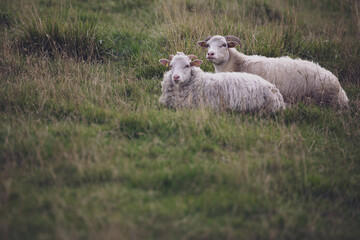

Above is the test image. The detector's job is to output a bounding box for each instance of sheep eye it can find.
[206,44,209,48]
[221,44,227,48]
[185,65,190,68]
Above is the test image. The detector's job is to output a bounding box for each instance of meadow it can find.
[0,0,359,239]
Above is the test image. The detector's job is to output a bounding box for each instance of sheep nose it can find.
[208,51,215,56]
[173,75,180,80]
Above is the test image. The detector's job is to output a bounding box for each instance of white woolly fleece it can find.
[213,47,349,108]
[159,66,286,113]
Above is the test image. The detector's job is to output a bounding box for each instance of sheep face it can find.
[159,52,202,85]
[197,35,238,65]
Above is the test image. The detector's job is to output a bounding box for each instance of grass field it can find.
[1,0,360,239]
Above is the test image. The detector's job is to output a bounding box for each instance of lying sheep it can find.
[159,52,285,113]
[197,35,349,108]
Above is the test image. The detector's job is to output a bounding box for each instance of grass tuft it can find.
[0,11,12,28]
[14,1,112,61]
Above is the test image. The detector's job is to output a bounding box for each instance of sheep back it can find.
[228,49,349,108]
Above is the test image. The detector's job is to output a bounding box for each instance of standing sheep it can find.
[159,52,285,113]
[197,35,349,108]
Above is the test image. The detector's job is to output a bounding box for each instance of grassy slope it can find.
[1,0,360,239]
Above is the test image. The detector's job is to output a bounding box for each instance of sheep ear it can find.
[190,59,203,67]
[159,59,170,67]
[197,41,208,48]
[169,55,174,60]
[188,54,197,60]
[227,41,238,48]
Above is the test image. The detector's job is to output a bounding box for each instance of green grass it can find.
[13,3,113,61]
[1,0,360,239]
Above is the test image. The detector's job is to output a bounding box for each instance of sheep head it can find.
[197,35,242,65]
[159,52,203,84]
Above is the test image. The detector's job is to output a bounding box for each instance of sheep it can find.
[197,35,349,108]
[158,52,286,113]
